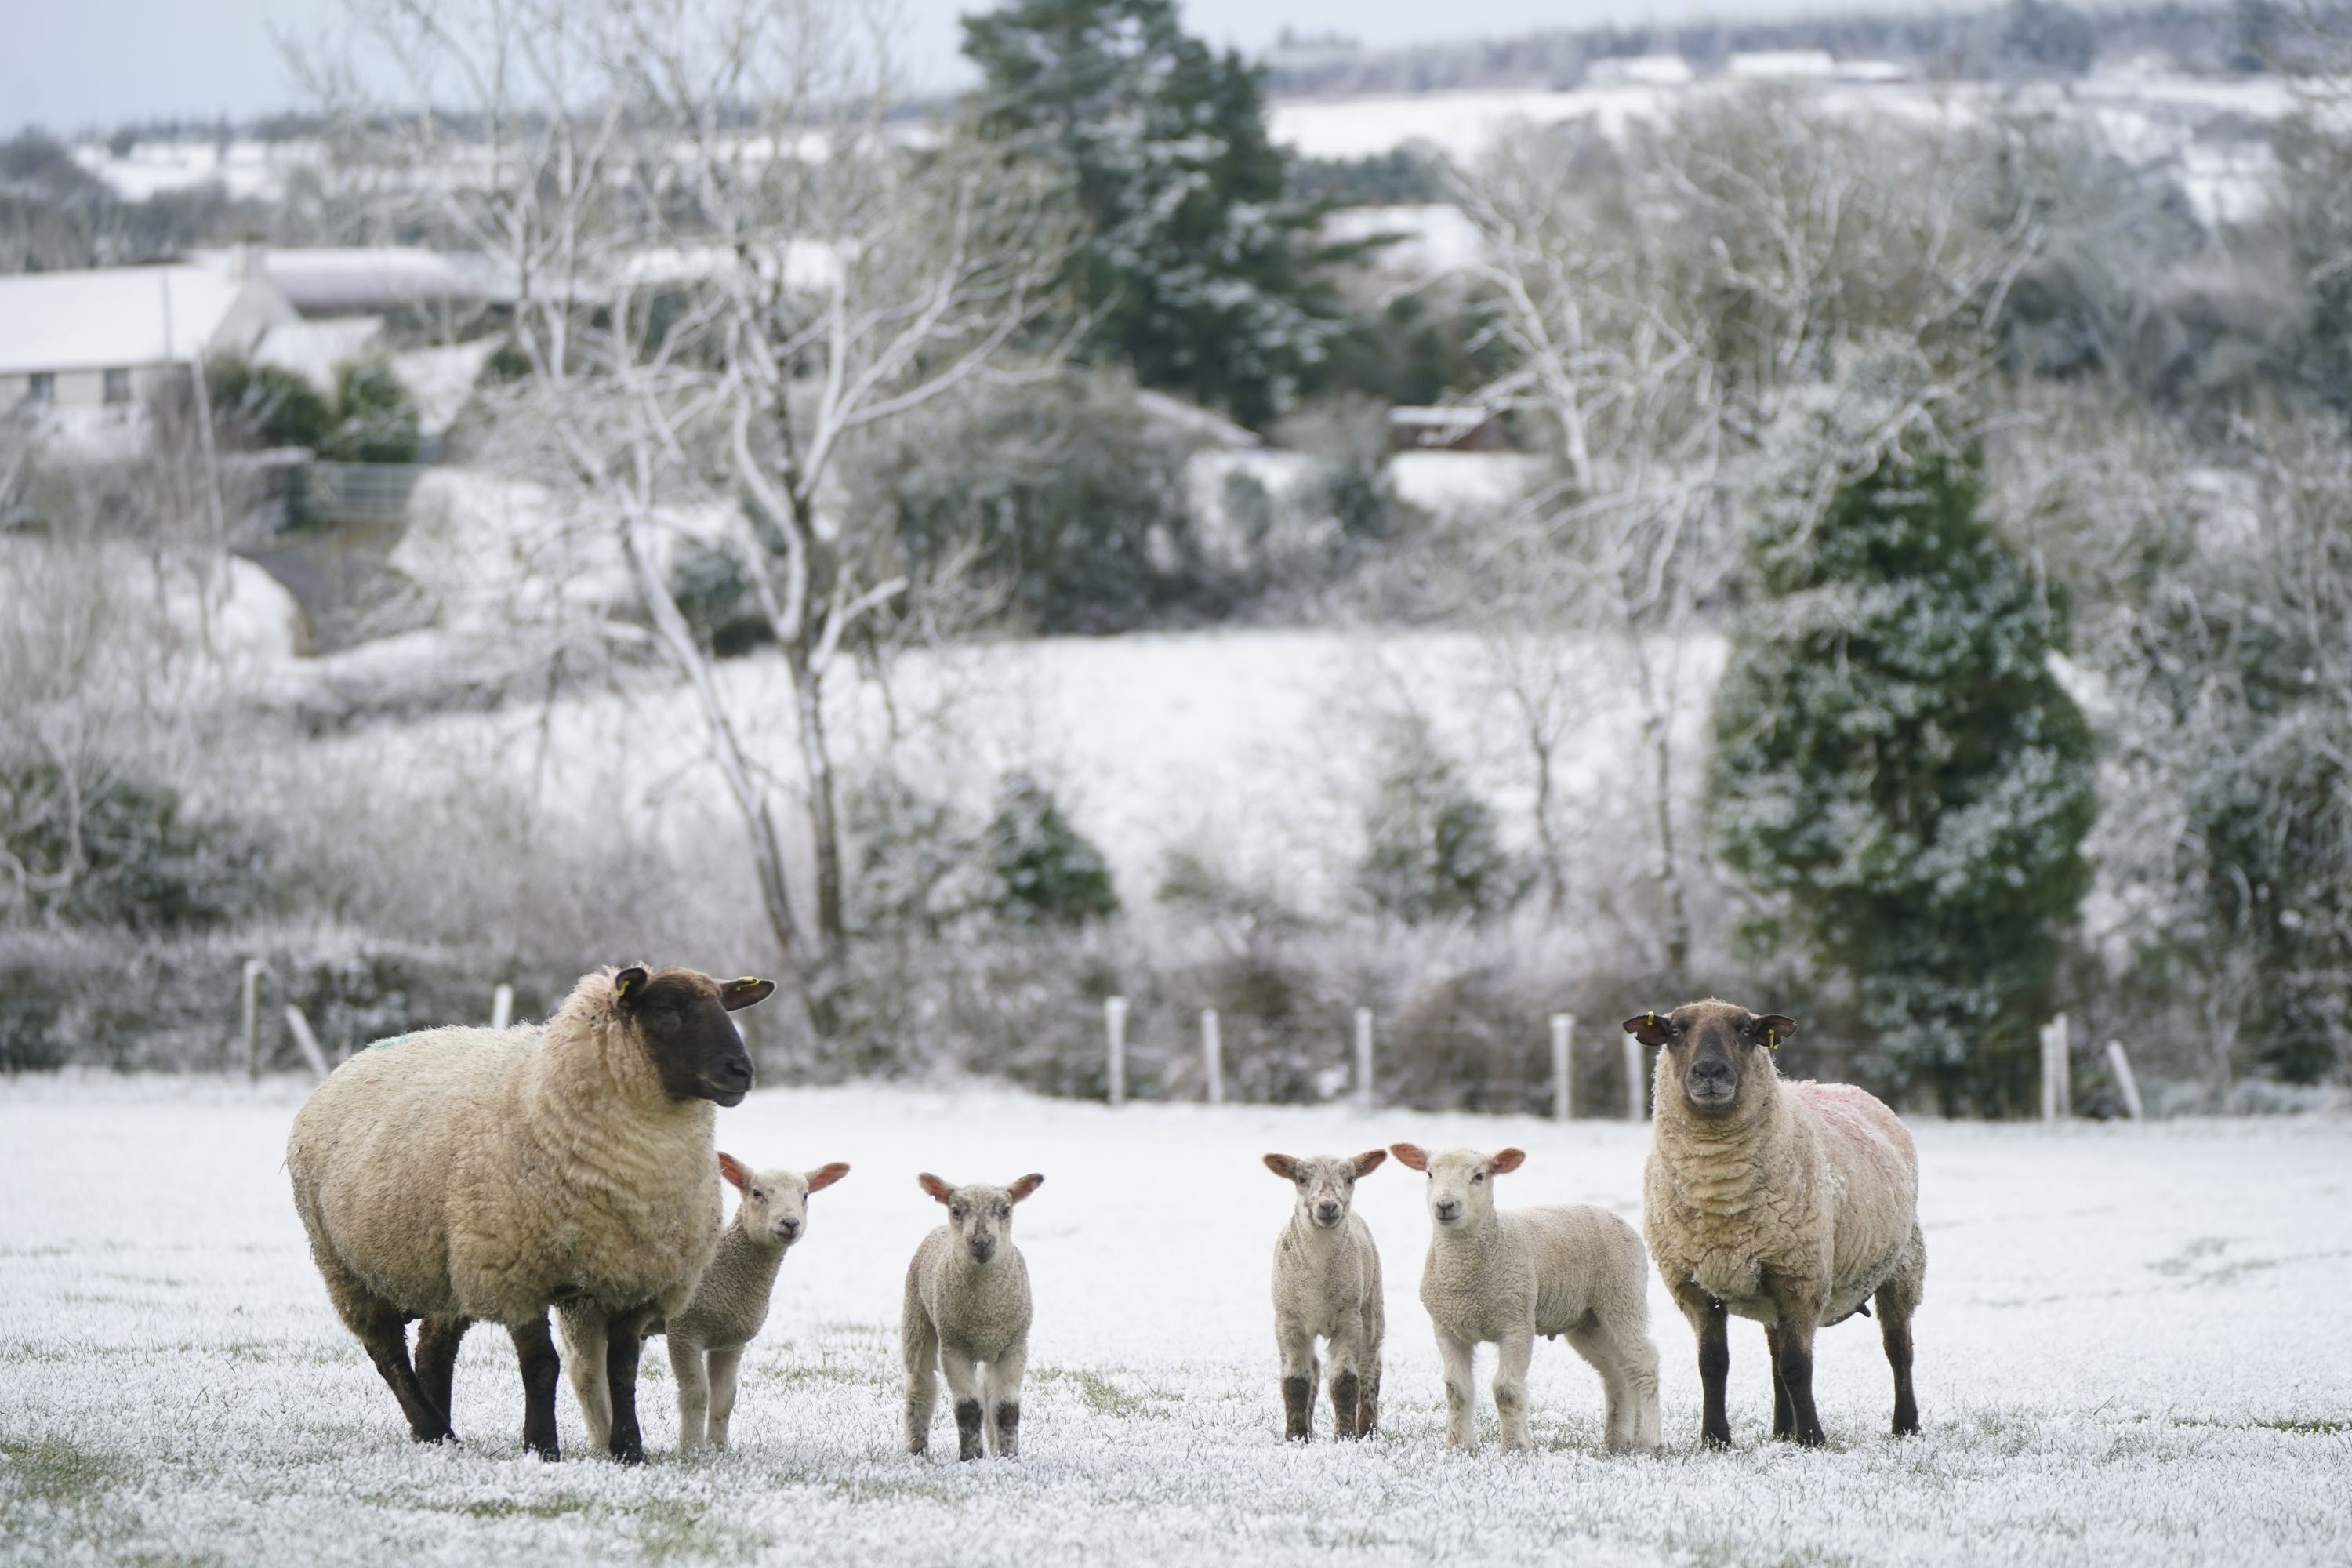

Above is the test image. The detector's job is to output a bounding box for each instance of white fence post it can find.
[491,983,514,1032]
[1623,1033,1646,1123]
[1551,1014,1574,1123]
[2104,1039,2144,1121]
[2042,1014,2072,1122]
[1201,1009,1224,1105]
[1105,996,1129,1108]
[281,1005,332,1080]
[241,959,270,1080]
[1354,1007,1375,1114]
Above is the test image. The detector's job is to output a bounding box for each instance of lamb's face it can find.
[920,1171,1045,1265]
[1262,1150,1387,1229]
[613,967,771,1106]
[1390,1144,1523,1229]
[722,1155,851,1248]
[1624,1000,1796,1120]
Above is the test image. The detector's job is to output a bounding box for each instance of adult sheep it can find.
[286,964,773,1462]
[1627,1000,1923,1448]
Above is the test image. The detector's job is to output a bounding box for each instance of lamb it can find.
[1389,1143,1662,1454]
[1261,1150,1387,1441]
[902,1171,1044,1461]
[285,964,773,1462]
[1627,1000,1925,1448]
[562,1153,850,1453]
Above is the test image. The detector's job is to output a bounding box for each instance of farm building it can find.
[0,263,296,412]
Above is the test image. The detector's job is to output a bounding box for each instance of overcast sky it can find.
[7,0,1912,135]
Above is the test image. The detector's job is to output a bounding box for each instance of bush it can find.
[324,361,421,463]
[1357,717,1526,924]
[208,358,333,451]
[978,773,1121,928]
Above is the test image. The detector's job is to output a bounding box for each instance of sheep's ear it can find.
[717,1152,752,1192]
[1007,1173,1045,1203]
[917,1172,955,1204]
[1489,1147,1526,1174]
[1263,1153,1299,1179]
[612,966,650,1007]
[1388,1142,1428,1171]
[721,976,775,1012]
[805,1161,850,1193]
[1623,1011,1671,1047]
[1350,1149,1388,1178]
[1756,1014,1797,1049]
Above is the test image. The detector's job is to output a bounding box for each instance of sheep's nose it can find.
[777,1218,801,1240]
[1692,1058,1733,1083]
[1433,1200,1462,1222]
[1315,1202,1341,1225]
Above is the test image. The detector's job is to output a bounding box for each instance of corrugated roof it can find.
[0,266,251,376]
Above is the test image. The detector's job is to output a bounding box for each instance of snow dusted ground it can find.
[2,1076,2346,1567]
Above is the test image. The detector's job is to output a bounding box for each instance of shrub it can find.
[977,773,1121,927]
[207,358,332,451]
[323,361,421,463]
[1357,717,1526,924]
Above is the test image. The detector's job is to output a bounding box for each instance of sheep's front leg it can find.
[670,1334,712,1451]
[706,1347,744,1450]
[1492,1330,1535,1452]
[510,1314,563,1461]
[1436,1328,1479,1450]
[604,1310,649,1464]
[1325,1320,1367,1442]
[941,1347,985,1461]
[1762,1279,1826,1448]
[984,1344,1026,1458]
[1275,1316,1319,1442]
[1674,1284,1731,1449]
[1762,1325,1795,1439]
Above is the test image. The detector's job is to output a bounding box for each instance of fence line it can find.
[492,983,514,1033]
[2040,1014,2073,1122]
[2104,1039,2145,1121]
[1353,1009,1375,1114]
[1105,996,1129,1107]
[1201,1009,1225,1105]
[1551,1014,1574,1123]
[1623,1033,1646,1122]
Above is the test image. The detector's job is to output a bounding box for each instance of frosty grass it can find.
[2,1076,2346,1566]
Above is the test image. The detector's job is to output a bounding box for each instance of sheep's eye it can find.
[751,1189,764,1201]
[951,1205,968,1219]
[996,1204,1011,1219]
[1472,1171,1484,1183]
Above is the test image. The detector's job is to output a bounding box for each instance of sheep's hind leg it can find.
[561,1310,613,1451]
[902,1308,939,1455]
[604,1308,651,1464]
[942,1348,985,1461]
[705,1346,744,1450]
[358,1315,452,1444]
[671,1335,713,1451]
[1568,1314,1661,1455]
[510,1314,563,1461]
[1762,1325,1795,1439]
[412,1316,470,1442]
[983,1344,1025,1458]
[1878,1226,1926,1436]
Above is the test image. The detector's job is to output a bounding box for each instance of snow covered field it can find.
[2,1076,2347,1567]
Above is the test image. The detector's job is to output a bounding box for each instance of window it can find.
[26,372,53,405]
[103,368,131,405]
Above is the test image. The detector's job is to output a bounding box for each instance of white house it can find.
[0,264,296,412]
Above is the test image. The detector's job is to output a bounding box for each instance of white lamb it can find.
[1389,1143,1662,1454]
[562,1152,850,1452]
[1262,1149,1387,1441]
[902,1171,1044,1461]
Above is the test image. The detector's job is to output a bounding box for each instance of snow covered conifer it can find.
[1709,357,2096,1112]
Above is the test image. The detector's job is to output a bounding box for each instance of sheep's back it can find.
[1513,1205,1648,1338]
[1788,1080,1919,1310]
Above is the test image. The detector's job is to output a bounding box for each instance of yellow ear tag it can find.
[1646,1011,1657,1026]
[1766,1029,1778,1049]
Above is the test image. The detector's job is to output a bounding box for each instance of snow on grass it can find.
[2,1076,2347,1566]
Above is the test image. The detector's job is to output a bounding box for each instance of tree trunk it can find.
[786,633,848,955]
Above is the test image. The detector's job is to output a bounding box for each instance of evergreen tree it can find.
[1357,717,1526,924]
[961,0,1338,427]
[980,772,1122,927]
[1711,368,2096,1112]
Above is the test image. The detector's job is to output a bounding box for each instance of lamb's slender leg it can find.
[1437,1328,1479,1450]
[412,1316,470,1441]
[902,1303,939,1455]
[1570,1315,1662,1454]
[1763,1281,1826,1448]
[1358,1290,1384,1438]
[564,1311,613,1452]
[983,1343,1025,1458]
[1492,1330,1536,1452]
[1878,1226,1926,1437]
[670,1335,712,1451]
[510,1314,562,1461]
[1763,1325,1795,1439]
[1276,1316,1319,1441]
[1675,1284,1731,1449]
[604,1309,648,1464]
[941,1347,985,1461]
[1326,1323,1365,1442]
[706,1347,744,1450]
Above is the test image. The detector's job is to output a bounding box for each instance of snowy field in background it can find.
[2,1076,2347,1567]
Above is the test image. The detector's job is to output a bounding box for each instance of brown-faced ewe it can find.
[285,964,772,1461]
[1390,1143,1662,1454]
[1628,1000,1925,1449]
[902,1171,1044,1461]
[1262,1150,1387,1441]
[561,1153,849,1452]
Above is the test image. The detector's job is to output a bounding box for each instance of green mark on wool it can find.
[365,1033,419,1052]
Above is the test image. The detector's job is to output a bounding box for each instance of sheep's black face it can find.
[1624,1002,1796,1120]
[617,967,764,1106]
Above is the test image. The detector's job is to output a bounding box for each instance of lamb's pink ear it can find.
[1489,1147,1526,1174]
[805,1162,851,1193]
[612,966,650,1007]
[717,1152,752,1192]
[917,1172,955,1204]
[1007,1173,1045,1203]
[1389,1142,1428,1172]
[1351,1149,1388,1178]
[721,976,775,1012]
[1263,1153,1299,1179]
